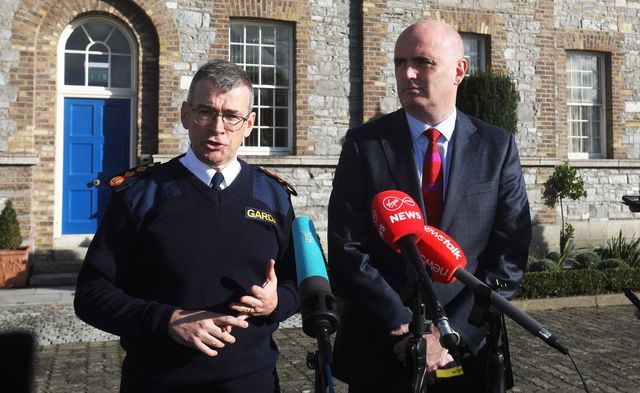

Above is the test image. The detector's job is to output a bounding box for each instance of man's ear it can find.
[455,58,468,85]
[243,112,256,138]
[180,102,191,129]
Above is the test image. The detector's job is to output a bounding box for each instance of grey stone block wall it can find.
[0,0,20,154]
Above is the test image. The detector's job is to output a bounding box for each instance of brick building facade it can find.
[1,0,639,263]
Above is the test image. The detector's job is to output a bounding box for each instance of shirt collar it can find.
[406,110,457,144]
[179,147,241,188]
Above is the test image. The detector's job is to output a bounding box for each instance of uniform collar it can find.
[179,147,241,188]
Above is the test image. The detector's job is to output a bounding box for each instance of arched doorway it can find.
[55,16,137,236]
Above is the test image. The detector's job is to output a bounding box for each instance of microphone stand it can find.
[468,281,514,393]
[302,291,339,393]
[403,289,430,393]
[306,324,337,393]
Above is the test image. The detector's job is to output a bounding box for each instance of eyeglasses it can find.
[187,103,250,131]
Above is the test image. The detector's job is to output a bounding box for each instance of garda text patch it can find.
[245,208,277,225]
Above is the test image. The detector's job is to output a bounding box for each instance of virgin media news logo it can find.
[382,195,416,212]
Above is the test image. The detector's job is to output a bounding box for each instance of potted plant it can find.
[0,199,30,288]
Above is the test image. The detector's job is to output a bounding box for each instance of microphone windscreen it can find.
[292,216,329,285]
[418,225,467,283]
[371,190,425,252]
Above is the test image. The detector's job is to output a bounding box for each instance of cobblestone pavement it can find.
[2,298,638,392]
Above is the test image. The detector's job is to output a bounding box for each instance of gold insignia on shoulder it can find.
[108,162,160,190]
[109,176,125,187]
[251,164,297,196]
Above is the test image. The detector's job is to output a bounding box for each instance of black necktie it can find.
[211,172,224,190]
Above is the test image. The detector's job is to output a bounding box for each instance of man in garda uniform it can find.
[75,60,299,393]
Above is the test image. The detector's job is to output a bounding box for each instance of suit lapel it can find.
[379,110,423,207]
[440,111,482,231]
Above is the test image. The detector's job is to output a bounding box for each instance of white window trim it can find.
[566,51,606,160]
[54,16,138,237]
[230,21,294,155]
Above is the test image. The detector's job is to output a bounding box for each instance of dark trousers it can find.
[120,359,280,393]
[347,346,490,393]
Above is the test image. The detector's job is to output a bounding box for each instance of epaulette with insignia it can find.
[108,162,160,192]
[251,164,297,196]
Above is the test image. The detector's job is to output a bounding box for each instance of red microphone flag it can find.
[371,190,426,252]
[417,225,467,283]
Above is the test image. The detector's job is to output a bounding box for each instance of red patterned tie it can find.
[422,128,443,228]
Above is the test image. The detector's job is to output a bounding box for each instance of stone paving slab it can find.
[2,304,637,392]
[1,287,639,392]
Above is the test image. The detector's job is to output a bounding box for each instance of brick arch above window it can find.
[9,0,182,157]
[8,0,181,249]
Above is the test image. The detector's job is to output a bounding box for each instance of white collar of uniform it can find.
[179,147,241,189]
[406,109,457,145]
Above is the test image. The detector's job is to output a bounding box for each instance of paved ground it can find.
[1,287,639,392]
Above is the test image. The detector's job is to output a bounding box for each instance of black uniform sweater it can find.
[74,157,298,391]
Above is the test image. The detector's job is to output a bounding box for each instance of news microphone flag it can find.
[292,216,339,337]
[293,216,329,283]
[419,225,467,284]
[417,227,569,355]
[371,190,426,251]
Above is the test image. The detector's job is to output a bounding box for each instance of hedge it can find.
[515,268,640,299]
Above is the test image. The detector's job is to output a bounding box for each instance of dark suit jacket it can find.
[327,108,532,387]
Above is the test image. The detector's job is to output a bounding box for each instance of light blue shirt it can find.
[406,110,457,196]
[179,147,241,189]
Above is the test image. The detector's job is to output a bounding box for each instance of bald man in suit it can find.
[328,19,532,393]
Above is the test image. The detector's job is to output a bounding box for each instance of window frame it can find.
[59,17,136,96]
[229,20,294,156]
[566,51,607,160]
[460,33,487,76]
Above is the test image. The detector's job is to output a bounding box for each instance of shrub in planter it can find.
[574,251,601,269]
[596,258,628,270]
[545,251,561,262]
[604,268,640,292]
[0,200,21,250]
[0,200,30,288]
[527,258,557,272]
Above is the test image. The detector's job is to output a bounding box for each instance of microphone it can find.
[292,216,339,338]
[371,190,461,351]
[417,225,569,355]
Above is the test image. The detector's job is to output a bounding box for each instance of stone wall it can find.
[0,0,639,256]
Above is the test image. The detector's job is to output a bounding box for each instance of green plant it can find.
[595,258,629,270]
[545,251,561,262]
[595,231,640,267]
[574,251,601,269]
[516,265,640,299]
[456,70,519,133]
[0,199,22,250]
[544,162,586,258]
[564,257,578,269]
[528,258,558,272]
[517,270,607,298]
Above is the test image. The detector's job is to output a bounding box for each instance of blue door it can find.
[63,98,131,234]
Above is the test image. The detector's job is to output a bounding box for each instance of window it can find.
[63,19,134,89]
[230,21,293,154]
[461,34,487,76]
[566,52,605,159]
